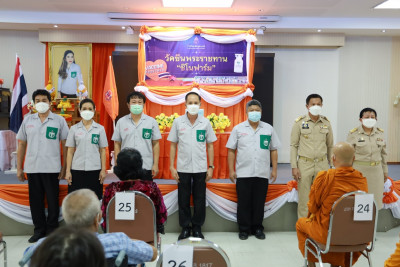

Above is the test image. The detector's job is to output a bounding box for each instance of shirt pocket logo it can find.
[46,127,58,140]
[91,134,100,144]
[71,71,77,78]
[197,130,206,142]
[142,128,152,139]
[260,135,271,149]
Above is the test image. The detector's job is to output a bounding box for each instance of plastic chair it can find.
[0,232,6,267]
[304,190,377,267]
[106,191,161,260]
[156,237,231,267]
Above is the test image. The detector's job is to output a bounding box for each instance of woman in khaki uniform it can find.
[346,107,387,209]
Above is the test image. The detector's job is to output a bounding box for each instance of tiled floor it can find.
[4,227,399,267]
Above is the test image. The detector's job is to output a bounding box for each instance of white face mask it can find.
[80,110,94,121]
[35,102,49,114]
[362,118,377,128]
[187,104,200,115]
[309,105,322,116]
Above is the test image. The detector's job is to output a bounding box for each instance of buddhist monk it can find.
[296,142,368,267]
[385,234,400,267]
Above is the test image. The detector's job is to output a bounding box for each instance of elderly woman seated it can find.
[101,148,167,233]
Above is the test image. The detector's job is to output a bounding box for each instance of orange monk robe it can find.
[296,167,368,267]
[385,241,400,267]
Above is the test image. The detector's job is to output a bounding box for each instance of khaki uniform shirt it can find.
[346,125,388,174]
[290,114,334,168]
[226,120,281,179]
[167,114,217,173]
[112,114,161,170]
[66,121,108,171]
[16,112,69,173]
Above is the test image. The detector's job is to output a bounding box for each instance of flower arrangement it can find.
[207,113,231,133]
[156,113,180,133]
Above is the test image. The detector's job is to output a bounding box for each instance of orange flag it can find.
[103,57,119,121]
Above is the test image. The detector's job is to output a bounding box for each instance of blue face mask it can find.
[248,111,261,122]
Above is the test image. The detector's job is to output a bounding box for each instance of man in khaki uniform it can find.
[346,107,387,209]
[290,94,334,218]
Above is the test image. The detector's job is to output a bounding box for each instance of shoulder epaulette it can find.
[321,115,330,122]
[378,127,384,132]
[349,127,358,133]
[295,115,305,122]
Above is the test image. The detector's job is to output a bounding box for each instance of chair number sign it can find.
[354,194,374,221]
[115,192,135,220]
[163,245,193,267]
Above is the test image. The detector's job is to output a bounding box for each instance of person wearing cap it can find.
[16,89,69,243]
[346,107,387,209]
[168,91,217,240]
[226,99,281,240]
[65,98,108,199]
[290,94,334,218]
[112,91,161,181]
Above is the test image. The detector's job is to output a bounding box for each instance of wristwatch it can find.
[208,165,215,169]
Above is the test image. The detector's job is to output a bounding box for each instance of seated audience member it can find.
[101,148,167,233]
[296,142,368,267]
[30,226,106,267]
[25,189,157,266]
[385,233,400,267]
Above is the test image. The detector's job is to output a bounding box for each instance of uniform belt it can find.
[354,160,381,166]
[299,156,326,163]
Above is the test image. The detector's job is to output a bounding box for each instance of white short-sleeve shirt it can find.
[16,112,69,173]
[66,121,108,171]
[167,114,217,173]
[226,120,281,179]
[58,63,83,95]
[112,114,161,170]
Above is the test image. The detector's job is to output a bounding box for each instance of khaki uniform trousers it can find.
[353,163,384,210]
[297,157,329,218]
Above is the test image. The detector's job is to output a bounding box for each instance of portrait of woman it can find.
[57,50,84,98]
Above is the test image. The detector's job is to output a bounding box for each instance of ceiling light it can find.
[162,0,233,8]
[317,29,322,32]
[121,26,126,30]
[53,25,58,28]
[374,0,400,9]
[256,26,266,35]
[126,26,134,35]
[382,29,386,33]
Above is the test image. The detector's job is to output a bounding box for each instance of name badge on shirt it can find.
[46,127,58,140]
[91,134,100,144]
[260,135,271,150]
[142,128,152,139]
[197,130,206,142]
[71,71,77,78]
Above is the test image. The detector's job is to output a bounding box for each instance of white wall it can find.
[0,30,45,97]
[337,36,392,144]
[257,47,340,162]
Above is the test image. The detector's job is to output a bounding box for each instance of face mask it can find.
[130,104,143,115]
[35,102,49,114]
[187,104,200,115]
[362,118,377,128]
[248,111,261,122]
[309,105,322,116]
[80,110,94,121]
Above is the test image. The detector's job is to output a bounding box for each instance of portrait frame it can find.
[48,43,92,98]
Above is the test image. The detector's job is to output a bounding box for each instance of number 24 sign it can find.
[354,194,374,221]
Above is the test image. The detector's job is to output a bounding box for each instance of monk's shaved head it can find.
[332,142,355,167]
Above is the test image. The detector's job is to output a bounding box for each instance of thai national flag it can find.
[10,55,29,133]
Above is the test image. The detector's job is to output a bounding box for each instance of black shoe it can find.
[178,227,191,240]
[254,229,265,240]
[192,228,204,239]
[28,233,44,243]
[238,232,248,240]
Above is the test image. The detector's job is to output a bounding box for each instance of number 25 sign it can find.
[115,192,135,220]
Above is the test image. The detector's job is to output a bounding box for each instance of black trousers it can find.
[61,92,77,98]
[178,172,206,229]
[236,177,269,233]
[27,173,60,236]
[68,169,103,199]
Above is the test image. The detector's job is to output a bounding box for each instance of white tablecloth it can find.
[0,130,16,171]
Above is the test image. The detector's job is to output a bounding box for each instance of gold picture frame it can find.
[48,43,92,98]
